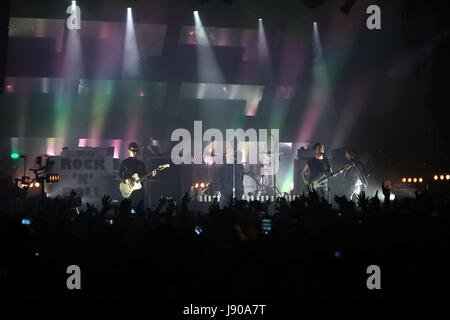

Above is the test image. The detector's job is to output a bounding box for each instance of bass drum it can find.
[243,174,258,196]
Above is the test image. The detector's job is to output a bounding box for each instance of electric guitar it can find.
[119,164,170,198]
[308,163,355,190]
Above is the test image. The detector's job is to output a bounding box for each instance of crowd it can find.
[0,178,449,300]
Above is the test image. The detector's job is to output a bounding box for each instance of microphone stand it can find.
[268,131,281,197]
[232,150,236,200]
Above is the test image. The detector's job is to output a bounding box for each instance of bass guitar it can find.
[308,163,355,190]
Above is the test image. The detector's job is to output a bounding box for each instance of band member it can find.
[301,142,332,200]
[217,147,244,208]
[343,149,368,201]
[144,136,161,155]
[119,142,156,207]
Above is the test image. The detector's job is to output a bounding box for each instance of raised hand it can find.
[381,182,391,203]
[371,190,380,207]
[357,191,369,209]
[101,195,112,210]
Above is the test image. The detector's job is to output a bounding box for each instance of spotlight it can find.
[434,175,438,181]
[446,175,450,180]
[200,182,205,188]
[440,175,445,181]
[407,178,412,183]
[258,18,262,21]
[34,182,40,188]
[194,183,199,188]
[419,178,423,183]
[401,178,406,183]
[193,10,198,14]
[413,178,417,183]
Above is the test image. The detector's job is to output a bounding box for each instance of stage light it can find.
[297,17,329,143]
[413,178,417,183]
[34,182,40,188]
[258,18,262,21]
[434,175,438,181]
[446,175,450,180]
[419,178,423,183]
[194,183,199,188]
[193,7,225,100]
[123,5,140,78]
[440,175,444,181]
[200,182,205,188]
[10,152,20,159]
[407,178,412,183]
[46,174,60,183]
[401,178,406,183]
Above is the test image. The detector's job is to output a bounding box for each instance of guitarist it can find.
[119,142,156,206]
[301,142,332,200]
[343,149,368,201]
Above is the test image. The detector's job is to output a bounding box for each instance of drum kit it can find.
[242,151,284,197]
[193,143,283,197]
[198,146,284,199]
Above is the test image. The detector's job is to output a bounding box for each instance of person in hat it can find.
[119,142,155,206]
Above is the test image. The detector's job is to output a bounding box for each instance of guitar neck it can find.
[330,170,342,178]
[136,165,168,182]
[329,165,354,178]
[138,172,153,182]
[317,166,352,182]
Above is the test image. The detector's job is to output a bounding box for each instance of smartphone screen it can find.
[261,218,271,235]
[194,226,203,235]
[21,218,31,225]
